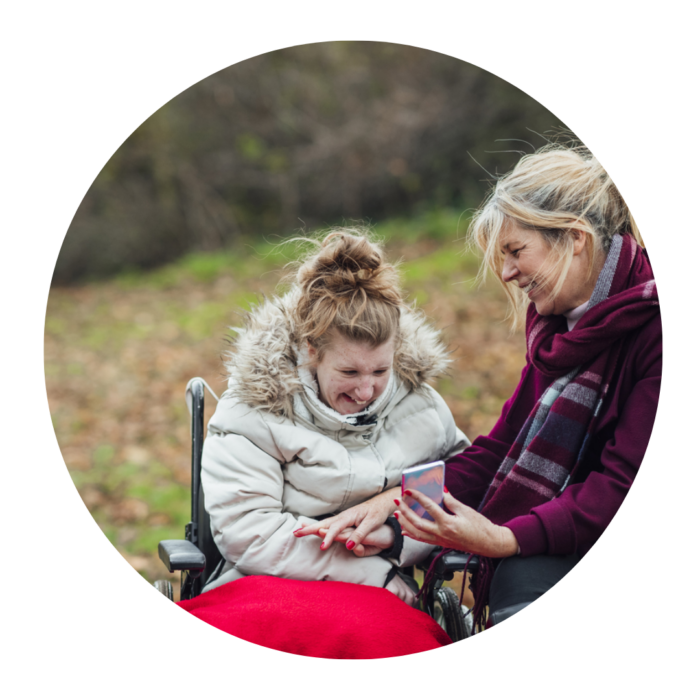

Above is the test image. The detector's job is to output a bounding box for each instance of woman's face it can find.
[499,223,597,316]
[308,333,395,415]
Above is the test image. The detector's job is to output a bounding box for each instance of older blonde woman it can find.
[302,145,661,629]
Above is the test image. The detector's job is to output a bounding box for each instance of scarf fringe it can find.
[469,556,494,634]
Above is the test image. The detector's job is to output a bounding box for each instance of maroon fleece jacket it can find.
[445,313,662,557]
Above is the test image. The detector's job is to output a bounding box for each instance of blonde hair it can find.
[469,144,642,327]
[292,228,403,357]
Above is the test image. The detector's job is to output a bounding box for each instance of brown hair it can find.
[292,228,403,357]
[469,143,642,327]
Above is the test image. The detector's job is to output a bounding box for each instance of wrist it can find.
[379,487,401,514]
[498,526,520,557]
[382,486,401,500]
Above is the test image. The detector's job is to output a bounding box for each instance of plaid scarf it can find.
[434,234,659,631]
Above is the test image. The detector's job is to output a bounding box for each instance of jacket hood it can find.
[223,288,452,419]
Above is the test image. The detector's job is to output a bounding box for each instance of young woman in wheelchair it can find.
[200,229,469,606]
[297,144,661,628]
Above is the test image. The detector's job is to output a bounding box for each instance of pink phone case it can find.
[401,460,445,521]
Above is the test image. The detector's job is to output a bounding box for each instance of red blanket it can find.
[177,576,452,658]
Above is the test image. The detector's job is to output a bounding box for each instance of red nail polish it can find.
[404,489,412,496]
[393,499,400,506]
[346,541,355,550]
[443,486,448,493]
[394,511,400,518]
[320,543,326,550]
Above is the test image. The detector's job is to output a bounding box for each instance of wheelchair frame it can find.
[155,378,479,641]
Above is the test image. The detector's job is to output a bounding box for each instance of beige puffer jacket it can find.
[201,289,470,591]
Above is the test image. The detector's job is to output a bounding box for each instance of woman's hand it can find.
[294,487,401,551]
[318,524,395,557]
[395,488,520,559]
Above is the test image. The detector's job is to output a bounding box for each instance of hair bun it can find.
[292,227,403,352]
[297,229,394,298]
[310,231,380,272]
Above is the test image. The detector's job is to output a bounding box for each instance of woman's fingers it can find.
[350,542,365,556]
[294,520,328,537]
[394,499,425,531]
[405,487,448,523]
[347,511,388,549]
[292,523,320,537]
[321,527,354,543]
[399,517,437,544]
[394,501,437,545]
[442,490,467,515]
[340,490,399,548]
[294,515,341,538]
[320,516,355,550]
[295,488,402,550]
[316,526,383,556]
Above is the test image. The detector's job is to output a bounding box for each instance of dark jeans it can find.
[488,553,581,626]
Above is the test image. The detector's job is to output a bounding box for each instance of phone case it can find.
[401,460,445,521]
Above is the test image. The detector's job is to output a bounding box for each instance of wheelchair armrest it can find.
[158,540,206,573]
[418,547,480,576]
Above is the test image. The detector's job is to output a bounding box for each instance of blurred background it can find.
[45,41,576,597]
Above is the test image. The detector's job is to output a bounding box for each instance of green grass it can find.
[402,247,481,285]
[374,207,473,245]
[105,208,478,294]
[175,292,261,341]
[131,517,189,555]
[71,449,191,556]
[114,239,294,291]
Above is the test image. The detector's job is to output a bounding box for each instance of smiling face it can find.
[308,332,395,415]
[499,223,599,316]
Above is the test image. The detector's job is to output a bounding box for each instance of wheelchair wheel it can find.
[433,587,469,642]
[151,579,173,608]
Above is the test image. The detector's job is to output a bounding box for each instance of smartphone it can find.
[401,460,445,521]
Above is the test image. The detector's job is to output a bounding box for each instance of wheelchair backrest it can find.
[187,378,223,595]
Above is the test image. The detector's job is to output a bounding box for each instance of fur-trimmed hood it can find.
[223,288,452,419]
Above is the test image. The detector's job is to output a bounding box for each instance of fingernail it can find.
[393,499,400,506]
[404,489,412,496]
[320,543,326,550]
[443,486,449,493]
[394,511,400,518]
[346,541,355,550]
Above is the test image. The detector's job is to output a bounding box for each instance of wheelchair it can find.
[154,378,479,643]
